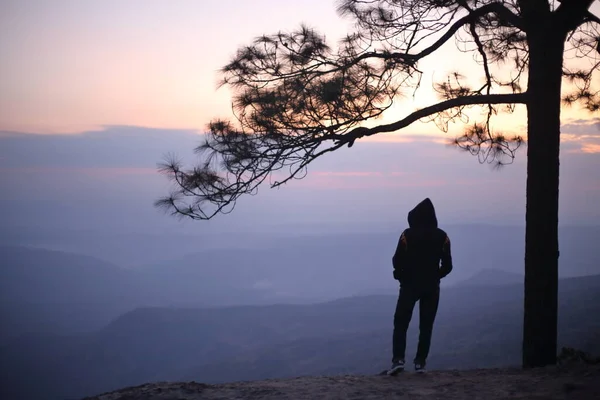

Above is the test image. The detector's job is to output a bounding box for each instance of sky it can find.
[1,0,600,235]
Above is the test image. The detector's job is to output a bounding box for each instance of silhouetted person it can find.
[388,198,453,375]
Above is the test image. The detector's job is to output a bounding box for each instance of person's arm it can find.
[392,231,408,281]
[439,233,453,279]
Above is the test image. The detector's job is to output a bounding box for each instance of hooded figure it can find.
[408,197,438,229]
[387,198,453,375]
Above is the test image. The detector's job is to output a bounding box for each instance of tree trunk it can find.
[522,24,566,368]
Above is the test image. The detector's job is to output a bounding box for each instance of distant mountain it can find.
[0,245,327,341]
[0,246,136,303]
[4,224,599,276]
[3,222,600,340]
[0,227,270,266]
[0,246,146,340]
[134,225,600,300]
[136,248,322,306]
[455,269,523,287]
[1,274,599,400]
[137,232,399,302]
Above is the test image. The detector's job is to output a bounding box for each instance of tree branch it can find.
[347,2,523,67]
[338,92,528,145]
[244,2,524,83]
[556,0,597,32]
[584,10,600,25]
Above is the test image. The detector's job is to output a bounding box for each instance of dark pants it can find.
[392,284,440,365]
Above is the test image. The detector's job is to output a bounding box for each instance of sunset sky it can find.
[1,0,599,234]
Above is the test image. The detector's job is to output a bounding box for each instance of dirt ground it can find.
[85,364,600,400]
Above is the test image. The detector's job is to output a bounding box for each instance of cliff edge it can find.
[84,364,599,400]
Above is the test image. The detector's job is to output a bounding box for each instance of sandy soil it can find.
[85,364,600,400]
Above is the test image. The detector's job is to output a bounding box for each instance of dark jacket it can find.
[392,198,453,287]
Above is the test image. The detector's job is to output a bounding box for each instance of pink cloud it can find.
[563,136,600,154]
[389,171,409,177]
[581,143,600,154]
[561,118,600,135]
[313,171,383,177]
[291,171,447,190]
[0,167,158,176]
[560,118,600,153]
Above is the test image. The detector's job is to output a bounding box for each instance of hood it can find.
[407,198,438,229]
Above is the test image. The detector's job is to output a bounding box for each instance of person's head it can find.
[407,198,438,229]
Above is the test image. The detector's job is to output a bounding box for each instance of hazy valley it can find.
[1,225,600,399]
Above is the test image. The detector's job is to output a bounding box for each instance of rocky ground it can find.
[84,364,600,400]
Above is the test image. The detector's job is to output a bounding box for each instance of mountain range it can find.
[1,273,599,400]
[1,225,600,399]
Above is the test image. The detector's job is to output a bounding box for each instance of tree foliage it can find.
[156,0,598,220]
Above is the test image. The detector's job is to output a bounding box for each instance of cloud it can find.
[563,135,600,154]
[0,125,465,194]
[313,171,383,177]
[0,125,202,169]
[0,166,158,176]
[1,124,599,231]
[294,174,448,190]
[581,143,600,154]
[561,118,600,135]
[559,118,600,153]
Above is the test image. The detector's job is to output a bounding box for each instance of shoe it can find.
[387,359,405,376]
[414,363,426,373]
